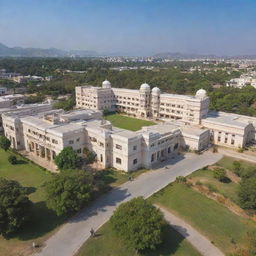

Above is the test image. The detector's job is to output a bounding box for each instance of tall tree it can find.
[0,178,32,236]
[110,197,165,251]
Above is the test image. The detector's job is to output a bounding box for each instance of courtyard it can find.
[104,113,156,131]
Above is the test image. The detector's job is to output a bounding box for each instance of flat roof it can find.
[203,112,249,129]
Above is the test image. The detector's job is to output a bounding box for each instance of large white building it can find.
[76,80,209,125]
[2,80,256,172]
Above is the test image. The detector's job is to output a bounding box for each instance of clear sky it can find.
[0,0,256,56]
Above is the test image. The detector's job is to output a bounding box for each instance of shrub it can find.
[213,168,226,182]
[176,176,187,183]
[8,155,17,165]
[206,183,218,193]
[195,180,203,186]
[0,178,32,236]
[0,136,11,151]
[238,177,256,209]
[110,197,165,251]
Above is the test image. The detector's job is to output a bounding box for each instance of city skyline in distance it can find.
[1,0,256,56]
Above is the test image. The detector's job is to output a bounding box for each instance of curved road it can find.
[35,152,222,256]
[158,206,224,256]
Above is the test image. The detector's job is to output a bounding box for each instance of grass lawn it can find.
[77,222,201,256]
[150,182,256,254]
[0,149,68,256]
[104,113,155,131]
[188,168,240,203]
[0,149,149,256]
[216,155,255,170]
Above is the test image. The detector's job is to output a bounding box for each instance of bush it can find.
[110,197,165,251]
[45,171,94,216]
[176,176,187,183]
[213,168,226,182]
[232,161,243,177]
[0,178,32,236]
[195,180,203,186]
[238,177,256,209]
[8,155,17,165]
[206,183,218,193]
[0,136,11,151]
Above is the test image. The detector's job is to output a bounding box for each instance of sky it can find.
[0,0,256,56]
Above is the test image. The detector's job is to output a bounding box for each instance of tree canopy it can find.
[44,171,94,216]
[110,197,165,251]
[54,146,81,170]
[0,178,32,236]
[0,136,11,151]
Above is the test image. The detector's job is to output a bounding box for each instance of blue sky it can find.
[0,0,256,55]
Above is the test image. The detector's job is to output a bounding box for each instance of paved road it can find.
[35,152,222,256]
[158,206,224,256]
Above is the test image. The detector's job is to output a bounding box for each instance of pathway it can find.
[34,151,222,256]
[157,206,224,256]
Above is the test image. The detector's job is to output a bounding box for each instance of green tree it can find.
[44,171,93,216]
[0,178,32,236]
[213,168,226,182]
[238,177,256,209]
[54,147,82,170]
[0,136,11,151]
[110,197,165,251]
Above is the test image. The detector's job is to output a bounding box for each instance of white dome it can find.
[152,87,160,94]
[196,88,207,98]
[140,83,150,91]
[102,80,111,88]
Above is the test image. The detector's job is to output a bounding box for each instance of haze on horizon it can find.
[0,0,256,56]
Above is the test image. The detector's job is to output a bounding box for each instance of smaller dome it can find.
[102,80,111,88]
[196,88,207,99]
[152,87,160,94]
[140,83,150,92]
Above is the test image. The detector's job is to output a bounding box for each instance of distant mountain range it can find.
[0,43,99,57]
[1,43,256,59]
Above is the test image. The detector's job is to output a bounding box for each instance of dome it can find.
[196,88,207,99]
[102,80,111,88]
[140,83,150,92]
[152,87,160,94]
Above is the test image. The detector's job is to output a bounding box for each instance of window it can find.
[77,148,81,154]
[116,157,122,164]
[76,138,80,142]
[69,140,74,145]
[100,142,104,147]
[174,143,179,150]
[100,154,103,162]
[168,147,171,153]
[116,144,122,150]
[225,138,228,143]
[218,136,221,142]
[151,154,155,162]
[133,145,137,151]
[133,158,137,165]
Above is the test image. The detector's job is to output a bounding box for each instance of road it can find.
[35,151,222,256]
[158,206,224,256]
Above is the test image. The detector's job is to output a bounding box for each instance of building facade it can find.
[76,80,209,124]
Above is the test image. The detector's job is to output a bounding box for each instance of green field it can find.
[216,155,255,170]
[0,149,66,256]
[77,222,200,256]
[0,149,148,256]
[150,182,256,254]
[104,113,156,131]
[188,168,240,203]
